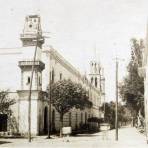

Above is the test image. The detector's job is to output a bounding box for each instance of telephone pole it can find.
[115,58,118,141]
[114,56,124,141]
[28,24,39,142]
[47,71,52,138]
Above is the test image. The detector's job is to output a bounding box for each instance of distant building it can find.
[0,15,105,135]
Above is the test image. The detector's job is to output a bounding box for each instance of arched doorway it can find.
[0,114,7,132]
[44,107,48,134]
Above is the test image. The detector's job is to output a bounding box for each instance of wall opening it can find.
[69,112,71,126]
[60,73,62,80]
[81,112,83,124]
[0,114,8,132]
[27,77,30,84]
[43,107,48,134]
[75,113,78,130]
[85,112,87,124]
[91,77,93,84]
[51,68,54,83]
[95,77,97,87]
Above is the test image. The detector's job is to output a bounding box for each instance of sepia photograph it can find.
[0,0,148,147]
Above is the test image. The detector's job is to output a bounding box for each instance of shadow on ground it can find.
[0,141,12,145]
[72,134,100,137]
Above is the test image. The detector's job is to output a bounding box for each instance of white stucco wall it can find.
[41,47,101,131]
[0,48,21,91]
[0,46,102,134]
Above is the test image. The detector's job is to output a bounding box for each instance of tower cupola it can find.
[20,15,44,48]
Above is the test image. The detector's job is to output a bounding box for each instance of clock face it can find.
[29,23,33,28]
[23,16,40,34]
[27,21,38,32]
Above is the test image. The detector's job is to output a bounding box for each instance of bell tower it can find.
[17,15,45,135]
[89,61,101,90]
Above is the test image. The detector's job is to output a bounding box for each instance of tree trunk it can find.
[60,113,63,138]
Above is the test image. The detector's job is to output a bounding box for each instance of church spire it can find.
[89,44,102,89]
[93,43,97,62]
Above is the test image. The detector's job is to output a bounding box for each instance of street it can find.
[0,127,147,148]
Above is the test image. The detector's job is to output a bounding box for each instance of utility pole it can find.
[28,24,39,142]
[47,71,52,138]
[144,20,148,144]
[115,58,118,141]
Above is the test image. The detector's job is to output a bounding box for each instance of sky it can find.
[0,0,148,101]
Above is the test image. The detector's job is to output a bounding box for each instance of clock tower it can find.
[18,15,46,135]
[20,15,44,47]
[20,15,44,61]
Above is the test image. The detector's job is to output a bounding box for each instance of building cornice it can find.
[42,47,100,93]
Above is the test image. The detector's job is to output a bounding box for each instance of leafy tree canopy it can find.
[0,90,15,114]
[50,79,93,137]
[101,101,132,128]
[101,101,115,128]
[119,38,144,116]
[50,79,92,115]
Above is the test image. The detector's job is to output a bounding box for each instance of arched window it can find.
[69,112,71,126]
[94,63,97,72]
[75,113,78,130]
[60,73,62,80]
[51,68,54,83]
[85,112,87,124]
[76,113,78,124]
[91,77,93,84]
[81,113,83,123]
[95,77,97,87]
[39,76,41,86]
[27,76,30,84]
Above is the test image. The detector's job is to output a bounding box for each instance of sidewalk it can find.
[106,127,148,148]
[0,127,147,148]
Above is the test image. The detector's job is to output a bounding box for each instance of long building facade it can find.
[0,15,105,135]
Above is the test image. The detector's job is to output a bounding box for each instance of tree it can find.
[0,90,15,114]
[118,104,132,126]
[101,101,132,128]
[50,79,92,137]
[119,38,144,120]
[101,101,115,129]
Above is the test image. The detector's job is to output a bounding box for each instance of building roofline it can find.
[43,46,100,93]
